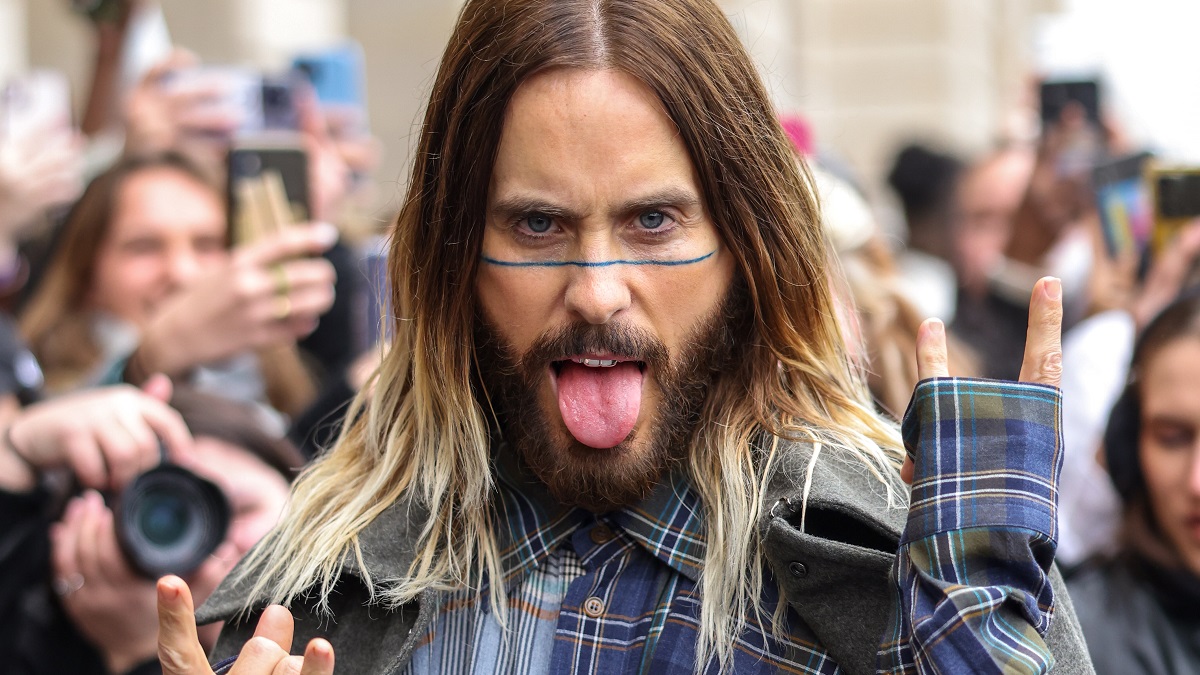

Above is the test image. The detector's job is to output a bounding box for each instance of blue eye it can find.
[525,214,553,233]
[639,211,666,229]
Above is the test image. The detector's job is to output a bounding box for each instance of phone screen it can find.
[1150,166,1200,256]
[1092,152,1152,257]
[227,144,310,240]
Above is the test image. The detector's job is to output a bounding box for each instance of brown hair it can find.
[240,1,904,667]
[171,386,305,481]
[20,153,315,414]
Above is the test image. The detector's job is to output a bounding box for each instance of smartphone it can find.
[1040,79,1101,126]
[292,42,368,137]
[1092,152,1153,258]
[1040,78,1104,176]
[167,67,301,138]
[227,142,310,241]
[1,70,72,142]
[360,234,392,346]
[1149,165,1200,256]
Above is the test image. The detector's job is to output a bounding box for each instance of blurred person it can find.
[18,153,337,418]
[1067,289,1200,674]
[885,143,963,320]
[949,145,1038,380]
[0,378,304,675]
[1057,220,1200,567]
[953,146,1037,301]
[814,163,979,417]
[153,2,1087,674]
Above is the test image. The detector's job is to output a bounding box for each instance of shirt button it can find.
[590,525,615,545]
[583,596,605,617]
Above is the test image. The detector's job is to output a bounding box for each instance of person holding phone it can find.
[18,152,336,419]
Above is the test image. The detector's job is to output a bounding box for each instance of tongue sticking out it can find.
[556,361,643,449]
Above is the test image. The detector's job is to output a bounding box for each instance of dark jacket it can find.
[199,439,1095,675]
[0,486,161,675]
[1068,556,1200,674]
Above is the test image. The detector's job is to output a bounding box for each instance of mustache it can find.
[519,322,670,376]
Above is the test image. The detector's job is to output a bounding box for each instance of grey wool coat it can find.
[197,441,1096,675]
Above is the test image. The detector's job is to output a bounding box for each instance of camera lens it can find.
[116,465,230,578]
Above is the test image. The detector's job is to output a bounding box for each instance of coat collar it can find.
[198,437,906,627]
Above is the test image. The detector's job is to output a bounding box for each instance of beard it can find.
[474,282,748,513]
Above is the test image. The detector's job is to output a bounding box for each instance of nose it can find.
[563,265,631,325]
[164,247,202,289]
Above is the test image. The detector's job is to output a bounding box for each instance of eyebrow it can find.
[488,187,704,223]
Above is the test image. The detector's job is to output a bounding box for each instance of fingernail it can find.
[312,222,339,247]
[1044,277,1062,301]
[927,318,944,337]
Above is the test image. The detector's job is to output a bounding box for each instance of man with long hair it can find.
[154,1,1092,673]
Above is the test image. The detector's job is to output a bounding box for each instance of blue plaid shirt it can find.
[396,378,1064,675]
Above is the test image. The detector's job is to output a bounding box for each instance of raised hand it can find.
[157,576,335,675]
[132,223,338,381]
[902,277,1063,483]
[0,375,191,493]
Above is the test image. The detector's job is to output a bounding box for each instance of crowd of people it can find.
[0,0,1197,673]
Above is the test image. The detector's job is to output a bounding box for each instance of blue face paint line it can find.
[481,250,716,268]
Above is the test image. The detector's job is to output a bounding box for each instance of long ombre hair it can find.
[240,0,905,668]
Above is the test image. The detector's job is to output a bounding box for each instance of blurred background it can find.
[3,0,1196,230]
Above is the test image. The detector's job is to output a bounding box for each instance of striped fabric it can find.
[880,378,1063,674]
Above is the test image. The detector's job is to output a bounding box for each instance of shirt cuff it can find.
[900,377,1063,544]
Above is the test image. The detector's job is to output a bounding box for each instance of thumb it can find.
[157,576,215,675]
[141,373,174,403]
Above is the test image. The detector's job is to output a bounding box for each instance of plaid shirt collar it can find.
[492,446,707,594]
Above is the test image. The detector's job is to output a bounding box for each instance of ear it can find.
[1103,384,1143,500]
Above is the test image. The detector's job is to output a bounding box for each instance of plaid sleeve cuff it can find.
[900,377,1063,544]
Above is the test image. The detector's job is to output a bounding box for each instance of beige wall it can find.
[14,0,1059,229]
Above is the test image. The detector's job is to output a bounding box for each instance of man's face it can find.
[475,68,738,512]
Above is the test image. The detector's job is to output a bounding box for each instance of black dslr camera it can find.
[113,445,230,578]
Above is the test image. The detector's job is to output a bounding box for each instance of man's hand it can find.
[157,576,335,675]
[53,490,162,674]
[902,277,1063,483]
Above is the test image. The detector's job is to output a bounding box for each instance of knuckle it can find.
[1038,349,1064,384]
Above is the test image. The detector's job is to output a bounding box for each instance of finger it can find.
[93,420,142,491]
[93,503,137,581]
[1019,277,1064,386]
[238,224,339,268]
[253,605,296,654]
[141,373,174,403]
[299,639,335,675]
[50,497,86,582]
[144,49,200,85]
[229,636,291,675]
[64,432,109,492]
[279,284,337,323]
[156,576,215,675]
[137,402,194,465]
[900,457,914,485]
[74,491,108,581]
[915,318,949,381]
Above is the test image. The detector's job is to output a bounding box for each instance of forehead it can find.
[1141,338,1200,413]
[491,68,702,207]
[111,167,223,233]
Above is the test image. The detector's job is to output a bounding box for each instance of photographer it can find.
[0,377,303,675]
